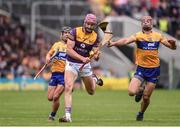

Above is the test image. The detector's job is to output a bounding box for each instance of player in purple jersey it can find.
[59,13,103,122]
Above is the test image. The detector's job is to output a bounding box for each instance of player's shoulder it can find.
[71,26,81,36]
[133,31,143,38]
[136,31,162,37]
[152,31,161,35]
[152,31,162,37]
[75,26,82,33]
[52,41,66,51]
[136,31,143,35]
[69,27,77,37]
[76,26,82,30]
[54,41,61,45]
[53,41,64,47]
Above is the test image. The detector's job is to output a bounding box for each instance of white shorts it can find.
[65,61,93,77]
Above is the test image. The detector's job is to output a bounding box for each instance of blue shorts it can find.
[134,66,160,84]
[49,72,65,86]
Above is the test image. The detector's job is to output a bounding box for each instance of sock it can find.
[139,112,144,115]
[65,107,72,118]
[92,74,98,83]
[50,112,56,117]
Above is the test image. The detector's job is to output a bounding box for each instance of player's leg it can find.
[48,72,59,102]
[59,61,78,122]
[49,85,64,121]
[92,74,103,86]
[129,66,145,102]
[128,77,142,96]
[80,63,102,95]
[52,73,65,114]
[141,82,155,112]
[136,82,155,121]
[81,74,103,94]
[82,63,103,88]
[82,75,96,95]
[59,70,77,122]
[47,85,56,121]
[136,66,159,121]
[65,70,77,119]
[47,86,56,101]
[48,72,64,121]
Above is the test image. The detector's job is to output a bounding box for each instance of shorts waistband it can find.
[52,72,64,76]
[137,65,160,69]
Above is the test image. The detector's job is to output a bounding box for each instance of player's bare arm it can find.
[108,36,136,47]
[67,39,90,63]
[46,49,54,63]
[161,38,177,50]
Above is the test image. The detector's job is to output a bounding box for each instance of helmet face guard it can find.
[83,13,97,33]
[61,26,71,42]
[84,14,97,24]
[141,16,153,31]
[61,26,72,33]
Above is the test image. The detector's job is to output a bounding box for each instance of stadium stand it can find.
[0,0,179,88]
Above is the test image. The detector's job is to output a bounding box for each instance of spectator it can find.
[158,16,169,33]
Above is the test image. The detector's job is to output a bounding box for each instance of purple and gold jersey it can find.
[67,27,99,63]
[131,31,167,68]
[47,41,66,72]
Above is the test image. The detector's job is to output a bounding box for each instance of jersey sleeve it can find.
[68,28,76,41]
[130,33,138,41]
[93,34,100,47]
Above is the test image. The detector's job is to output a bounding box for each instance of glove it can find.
[168,40,176,50]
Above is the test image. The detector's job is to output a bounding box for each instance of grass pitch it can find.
[0,89,180,126]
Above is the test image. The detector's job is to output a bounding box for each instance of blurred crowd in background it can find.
[0,0,180,80]
[89,0,180,38]
[0,15,52,79]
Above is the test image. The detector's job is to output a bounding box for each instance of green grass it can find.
[0,89,180,126]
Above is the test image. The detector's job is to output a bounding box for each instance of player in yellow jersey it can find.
[59,13,103,122]
[46,26,71,121]
[108,16,177,121]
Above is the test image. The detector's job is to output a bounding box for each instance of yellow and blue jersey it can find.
[47,41,66,73]
[131,31,167,68]
[67,27,99,63]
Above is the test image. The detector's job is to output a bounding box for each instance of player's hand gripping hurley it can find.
[79,29,113,71]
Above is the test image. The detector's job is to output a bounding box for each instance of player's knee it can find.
[88,91,95,95]
[48,96,53,101]
[65,83,73,93]
[87,89,95,95]
[128,89,136,96]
